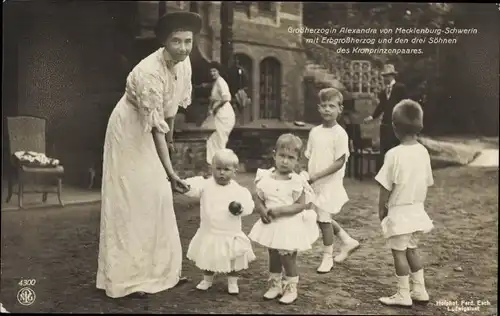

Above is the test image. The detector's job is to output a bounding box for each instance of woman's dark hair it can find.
[155,12,202,43]
[209,61,223,73]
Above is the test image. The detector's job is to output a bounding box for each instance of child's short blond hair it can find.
[318,87,344,104]
[392,99,424,136]
[275,133,303,155]
[212,149,239,168]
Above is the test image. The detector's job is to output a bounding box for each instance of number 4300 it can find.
[19,279,36,287]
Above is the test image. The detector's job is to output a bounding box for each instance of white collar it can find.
[269,167,294,179]
[160,48,179,70]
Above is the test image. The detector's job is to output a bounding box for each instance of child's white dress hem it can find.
[183,177,256,273]
[248,168,319,252]
[187,227,256,273]
[249,209,319,252]
[381,203,434,239]
[312,181,349,215]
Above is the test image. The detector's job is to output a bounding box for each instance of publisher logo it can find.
[17,287,36,306]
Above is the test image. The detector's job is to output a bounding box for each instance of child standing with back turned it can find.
[304,87,360,274]
[375,99,434,307]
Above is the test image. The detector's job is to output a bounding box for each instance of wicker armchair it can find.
[5,116,64,208]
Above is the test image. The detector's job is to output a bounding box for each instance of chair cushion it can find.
[362,149,380,154]
[21,165,65,174]
[13,151,61,167]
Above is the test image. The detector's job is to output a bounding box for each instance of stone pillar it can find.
[137,1,160,38]
[171,127,215,178]
[220,1,234,71]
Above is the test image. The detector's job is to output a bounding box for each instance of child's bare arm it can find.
[182,176,205,199]
[238,189,255,216]
[253,192,266,213]
[310,154,346,183]
[375,150,397,221]
[253,192,272,224]
[269,192,310,218]
[378,185,391,221]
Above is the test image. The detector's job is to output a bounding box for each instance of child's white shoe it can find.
[379,275,413,307]
[263,273,282,300]
[317,255,334,273]
[316,245,333,273]
[410,269,429,303]
[334,231,360,263]
[196,275,214,291]
[379,292,413,307]
[317,244,334,273]
[227,277,239,295]
[410,289,429,303]
[279,276,299,305]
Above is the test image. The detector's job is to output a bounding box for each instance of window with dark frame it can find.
[234,1,252,17]
[234,53,253,96]
[257,2,273,12]
[259,57,281,119]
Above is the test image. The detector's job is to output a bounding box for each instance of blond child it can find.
[375,99,434,307]
[183,149,255,295]
[304,87,360,273]
[249,134,319,305]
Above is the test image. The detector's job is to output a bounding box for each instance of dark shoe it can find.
[128,291,148,299]
[174,276,190,288]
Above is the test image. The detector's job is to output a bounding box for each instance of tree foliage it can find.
[303,3,498,135]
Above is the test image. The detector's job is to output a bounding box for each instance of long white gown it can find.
[96,48,192,298]
[206,76,236,164]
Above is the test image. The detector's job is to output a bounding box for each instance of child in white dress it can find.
[304,88,360,273]
[183,149,256,295]
[249,134,319,305]
[375,99,434,307]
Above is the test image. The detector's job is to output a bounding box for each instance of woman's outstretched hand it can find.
[167,141,176,154]
[363,115,374,123]
[171,177,190,194]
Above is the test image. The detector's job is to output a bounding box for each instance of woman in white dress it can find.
[206,62,236,167]
[96,12,201,299]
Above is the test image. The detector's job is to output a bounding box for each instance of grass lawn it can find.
[1,166,497,314]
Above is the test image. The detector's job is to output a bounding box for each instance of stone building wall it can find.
[136,1,308,122]
[7,1,313,186]
[227,127,311,173]
[202,2,307,122]
[10,1,127,186]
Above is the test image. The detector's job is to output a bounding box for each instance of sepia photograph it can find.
[1,1,498,314]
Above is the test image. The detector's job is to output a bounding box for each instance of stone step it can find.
[305,64,324,73]
[304,61,345,91]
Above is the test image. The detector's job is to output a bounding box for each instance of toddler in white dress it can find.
[183,149,255,295]
[304,88,360,273]
[249,134,319,305]
[375,100,434,307]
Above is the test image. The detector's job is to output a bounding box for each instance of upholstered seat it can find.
[5,116,65,209]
